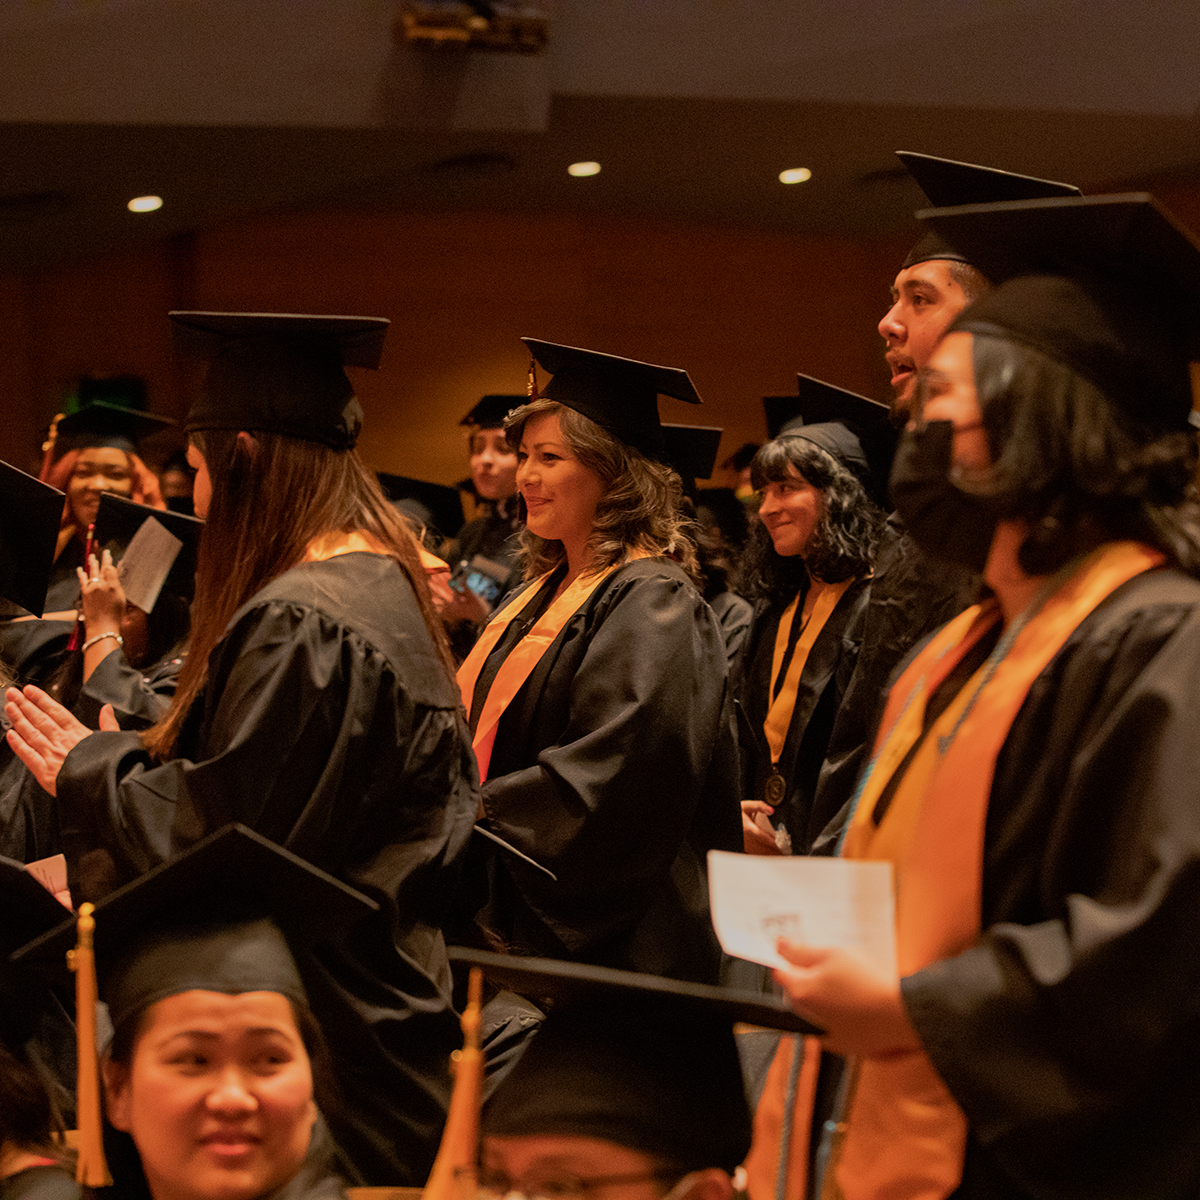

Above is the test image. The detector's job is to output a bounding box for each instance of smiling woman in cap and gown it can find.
[13,825,385,1200]
[5,313,479,1185]
[748,194,1200,1200]
[734,380,888,858]
[454,339,741,984]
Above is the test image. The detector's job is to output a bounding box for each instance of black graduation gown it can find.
[447,496,522,579]
[894,567,1200,1199]
[0,646,184,863]
[734,576,871,854]
[810,514,978,851]
[54,552,480,1186]
[461,557,742,982]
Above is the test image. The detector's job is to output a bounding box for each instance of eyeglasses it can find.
[464,1166,687,1200]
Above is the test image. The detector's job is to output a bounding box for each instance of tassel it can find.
[423,967,485,1197]
[68,902,111,1187]
[527,359,539,402]
[39,413,65,482]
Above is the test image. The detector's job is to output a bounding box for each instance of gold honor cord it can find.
[423,966,484,1197]
[68,903,111,1187]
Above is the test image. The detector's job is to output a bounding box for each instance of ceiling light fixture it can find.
[567,161,601,178]
[779,168,812,185]
[127,195,163,213]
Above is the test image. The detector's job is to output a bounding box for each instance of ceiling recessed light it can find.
[128,195,163,213]
[568,161,601,178]
[779,168,812,185]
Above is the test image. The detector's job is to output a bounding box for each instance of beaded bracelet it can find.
[82,631,123,652]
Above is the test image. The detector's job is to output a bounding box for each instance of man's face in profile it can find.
[878,259,971,423]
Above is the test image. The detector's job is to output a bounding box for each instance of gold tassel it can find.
[423,967,484,1198]
[39,413,65,482]
[526,360,539,402]
[67,902,111,1187]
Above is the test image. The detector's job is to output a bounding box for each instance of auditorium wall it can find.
[0,203,916,487]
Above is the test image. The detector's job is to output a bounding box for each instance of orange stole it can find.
[455,560,636,780]
[831,541,1165,1200]
[763,579,856,767]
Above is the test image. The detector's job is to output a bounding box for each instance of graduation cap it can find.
[377,473,466,540]
[14,823,379,1036]
[763,377,895,505]
[461,395,525,429]
[170,311,390,451]
[0,857,75,1089]
[898,151,1079,270]
[522,338,702,461]
[93,493,204,610]
[923,192,1200,432]
[0,460,67,617]
[51,401,176,458]
[453,948,818,1174]
[661,424,723,495]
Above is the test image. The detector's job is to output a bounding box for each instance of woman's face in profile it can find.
[470,427,519,501]
[67,447,134,528]
[516,412,605,551]
[104,990,317,1200]
[756,464,825,559]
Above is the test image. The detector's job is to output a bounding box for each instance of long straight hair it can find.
[142,429,452,759]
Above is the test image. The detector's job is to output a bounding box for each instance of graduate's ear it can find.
[101,1054,132,1133]
[667,1169,734,1200]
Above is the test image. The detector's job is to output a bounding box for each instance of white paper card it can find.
[117,516,183,614]
[25,852,72,909]
[708,849,897,975]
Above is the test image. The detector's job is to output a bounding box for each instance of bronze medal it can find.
[764,769,786,805]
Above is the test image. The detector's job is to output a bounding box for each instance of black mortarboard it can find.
[377,473,466,540]
[52,402,176,458]
[454,949,817,1174]
[461,395,525,429]
[170,312,389,450]
[522,338,702,461]
[0,460,67,617]
[15,824,378,1036]
[924,193,1200,432]
[764,377,895,505]
[661,424,723,494]
[0,857,74,1057]
[898,152,1079,270]
[93,493,204,609]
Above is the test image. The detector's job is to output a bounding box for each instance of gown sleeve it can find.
[902,589,1200,1199]
[58,593,473,896]
[73,646,181,729]
[479,568,739,958]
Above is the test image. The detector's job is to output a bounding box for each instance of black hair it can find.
[968,333,1200,577]
[742,437,882,605]
[0,1038,58,1153]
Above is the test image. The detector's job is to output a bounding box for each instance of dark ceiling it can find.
[1,0,1199,273]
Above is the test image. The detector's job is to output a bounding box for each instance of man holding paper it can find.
[739,195,1200,1199]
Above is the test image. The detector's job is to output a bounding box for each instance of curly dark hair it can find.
[965,333,1200,577]
[504,398,698,581]
[741,436,883,605]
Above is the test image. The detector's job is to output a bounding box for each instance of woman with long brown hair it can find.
[5,313,479,1186]
[455,339,741,984]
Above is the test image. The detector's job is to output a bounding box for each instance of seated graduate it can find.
[454,340,741,984]
[455,950,817,1200]
[0,859,79,1200]
[6,313,479,1185]
[13,825,378,1200]
[442,395,525,637]
[750,195,1200,1200]
[36,397,171,616]
[735,381,888,856]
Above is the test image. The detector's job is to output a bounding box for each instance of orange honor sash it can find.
[827,541,1164,1200]
[456,559,638,780]
[763,578,856,782]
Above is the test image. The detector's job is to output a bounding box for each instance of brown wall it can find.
[0,203,913,485]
